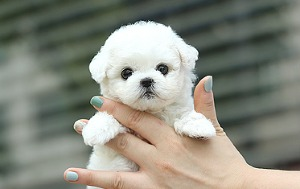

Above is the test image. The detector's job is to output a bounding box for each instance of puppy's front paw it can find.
[174,110,216,138]
[82,112,127,146]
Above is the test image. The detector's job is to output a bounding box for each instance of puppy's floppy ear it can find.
[89,51,107,84]
[174,35,199,70]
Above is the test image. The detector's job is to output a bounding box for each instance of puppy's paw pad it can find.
[82,112,127,146]
[174,111,216,138]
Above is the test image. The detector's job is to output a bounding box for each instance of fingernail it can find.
[204,76,213,92]
[66,171,78,181]
[90,96,103,108]
[73,120,87,131]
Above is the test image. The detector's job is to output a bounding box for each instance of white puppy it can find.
[82,21,216,189]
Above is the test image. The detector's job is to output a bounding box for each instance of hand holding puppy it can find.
[65,77,250,189]
[66,77,300,189]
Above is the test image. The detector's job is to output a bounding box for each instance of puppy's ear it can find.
[175,37,199,70]
[89,51,107,84]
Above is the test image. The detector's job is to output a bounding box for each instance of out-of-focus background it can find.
[1,0,300,188]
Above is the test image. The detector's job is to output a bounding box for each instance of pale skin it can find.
[65,76,300,189]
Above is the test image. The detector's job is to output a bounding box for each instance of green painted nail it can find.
[204,76,213,92]
[90,96,103,108]
[66,171,78,181]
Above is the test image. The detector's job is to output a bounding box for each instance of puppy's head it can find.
[89,21,198,111]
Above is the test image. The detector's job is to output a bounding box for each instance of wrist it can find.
[242,167,300,189]
[239,166,261,189]
[221,163,256,189]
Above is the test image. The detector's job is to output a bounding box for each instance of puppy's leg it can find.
[82,112,127,146]
[83,113,138,189]
[88,145,139,171]
[87,145,139,189]
[174,110,216,138]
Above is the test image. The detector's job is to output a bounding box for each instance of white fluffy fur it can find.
[82,21,216,189]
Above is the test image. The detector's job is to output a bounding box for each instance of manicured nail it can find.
[66,171,78,181]
[73,120,87,131]
[90,96,103,108]
[204,76,213,92]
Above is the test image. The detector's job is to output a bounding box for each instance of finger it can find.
[73,119,88,135]
[90,96,175,145]
[194,76,224,135]
[106,133,155,166]
[64,168,147,189]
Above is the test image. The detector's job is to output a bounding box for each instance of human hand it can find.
[64,76,251,189]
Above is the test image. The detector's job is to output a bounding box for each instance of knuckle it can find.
[108,100,118,115]
[155,159,176,174]
[127,110,144,130]
[168,139,183,150]
[86,171,97,186]
[214,121,226,136]
[166,139,186,156]
[154,118,165,128]
[203,98,214,109]
[117,134,129,151]
[112,173,125,189]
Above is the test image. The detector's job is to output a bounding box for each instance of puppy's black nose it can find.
[140,77,154,88]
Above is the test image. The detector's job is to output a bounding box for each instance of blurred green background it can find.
[1,0,300,188]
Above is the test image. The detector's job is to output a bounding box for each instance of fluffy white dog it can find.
[81,21,216,189]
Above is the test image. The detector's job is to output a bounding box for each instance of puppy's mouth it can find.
[140,89,156,100]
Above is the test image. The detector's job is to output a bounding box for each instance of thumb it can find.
[194,76,224,135]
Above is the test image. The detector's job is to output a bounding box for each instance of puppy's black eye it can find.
[121,68,133,80]
[156,64,169,75]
